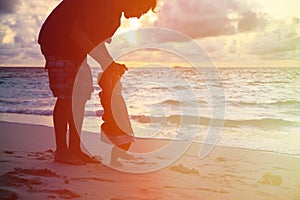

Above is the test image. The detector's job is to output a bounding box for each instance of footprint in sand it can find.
[216,157,227,162]
[0,188,18,200]
[10,167,59,177]
[0,171,43,187]
[169,164,200,175]
[26,149,54,161]
[2,149,55,161]
[3,150,14,155]
[0,167,59,188]
[0,168,80,199]
[26,188,80,199]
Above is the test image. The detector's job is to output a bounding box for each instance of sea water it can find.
[0,66,299,155]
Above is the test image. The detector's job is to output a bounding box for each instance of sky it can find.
[0,0,299,67]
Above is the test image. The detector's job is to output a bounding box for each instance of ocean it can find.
[0,66,300,156]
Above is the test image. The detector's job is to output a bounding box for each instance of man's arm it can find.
[89,41,114,70]
[70,21,113,70]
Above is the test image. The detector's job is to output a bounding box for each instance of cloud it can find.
[0,0,59,65]
[196,16,300,67]
[238,10,267,32]
[152,0,267,39]
[245,18,300,57]
[0,0,20,15]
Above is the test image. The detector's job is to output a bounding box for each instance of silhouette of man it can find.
[38,0,157,165]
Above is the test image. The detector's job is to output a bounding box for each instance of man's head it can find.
[118,0,157,19]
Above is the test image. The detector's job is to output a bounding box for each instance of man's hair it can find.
[148,0,157,12]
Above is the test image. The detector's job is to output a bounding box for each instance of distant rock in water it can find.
[174,66,183,69]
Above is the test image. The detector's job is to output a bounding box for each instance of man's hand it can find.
[98,62,128,87]
[116,63,128,76]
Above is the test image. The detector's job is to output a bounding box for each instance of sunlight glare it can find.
[129,18,140,29]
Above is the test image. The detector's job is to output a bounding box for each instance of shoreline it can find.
[1,113,299,158]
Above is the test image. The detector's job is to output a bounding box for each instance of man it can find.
[38,0,157,165]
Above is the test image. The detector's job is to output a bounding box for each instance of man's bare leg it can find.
[69,98,100,163]
[53,98,85,165]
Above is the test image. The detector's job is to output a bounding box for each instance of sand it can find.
[0,120,300,200]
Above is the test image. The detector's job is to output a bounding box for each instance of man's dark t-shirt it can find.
[38,0,121,64]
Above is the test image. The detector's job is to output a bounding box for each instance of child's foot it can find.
[110,146,126,167]
[119,151,134,160]
[54,150,86,165]
[111,146,134,160]
[110,158,123,167]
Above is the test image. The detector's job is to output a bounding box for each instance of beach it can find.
[0,120,299,200]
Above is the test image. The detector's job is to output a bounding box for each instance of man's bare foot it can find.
[71,150,101,164]
[54,150,86,165]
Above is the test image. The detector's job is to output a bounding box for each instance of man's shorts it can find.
[45,56,93,99]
